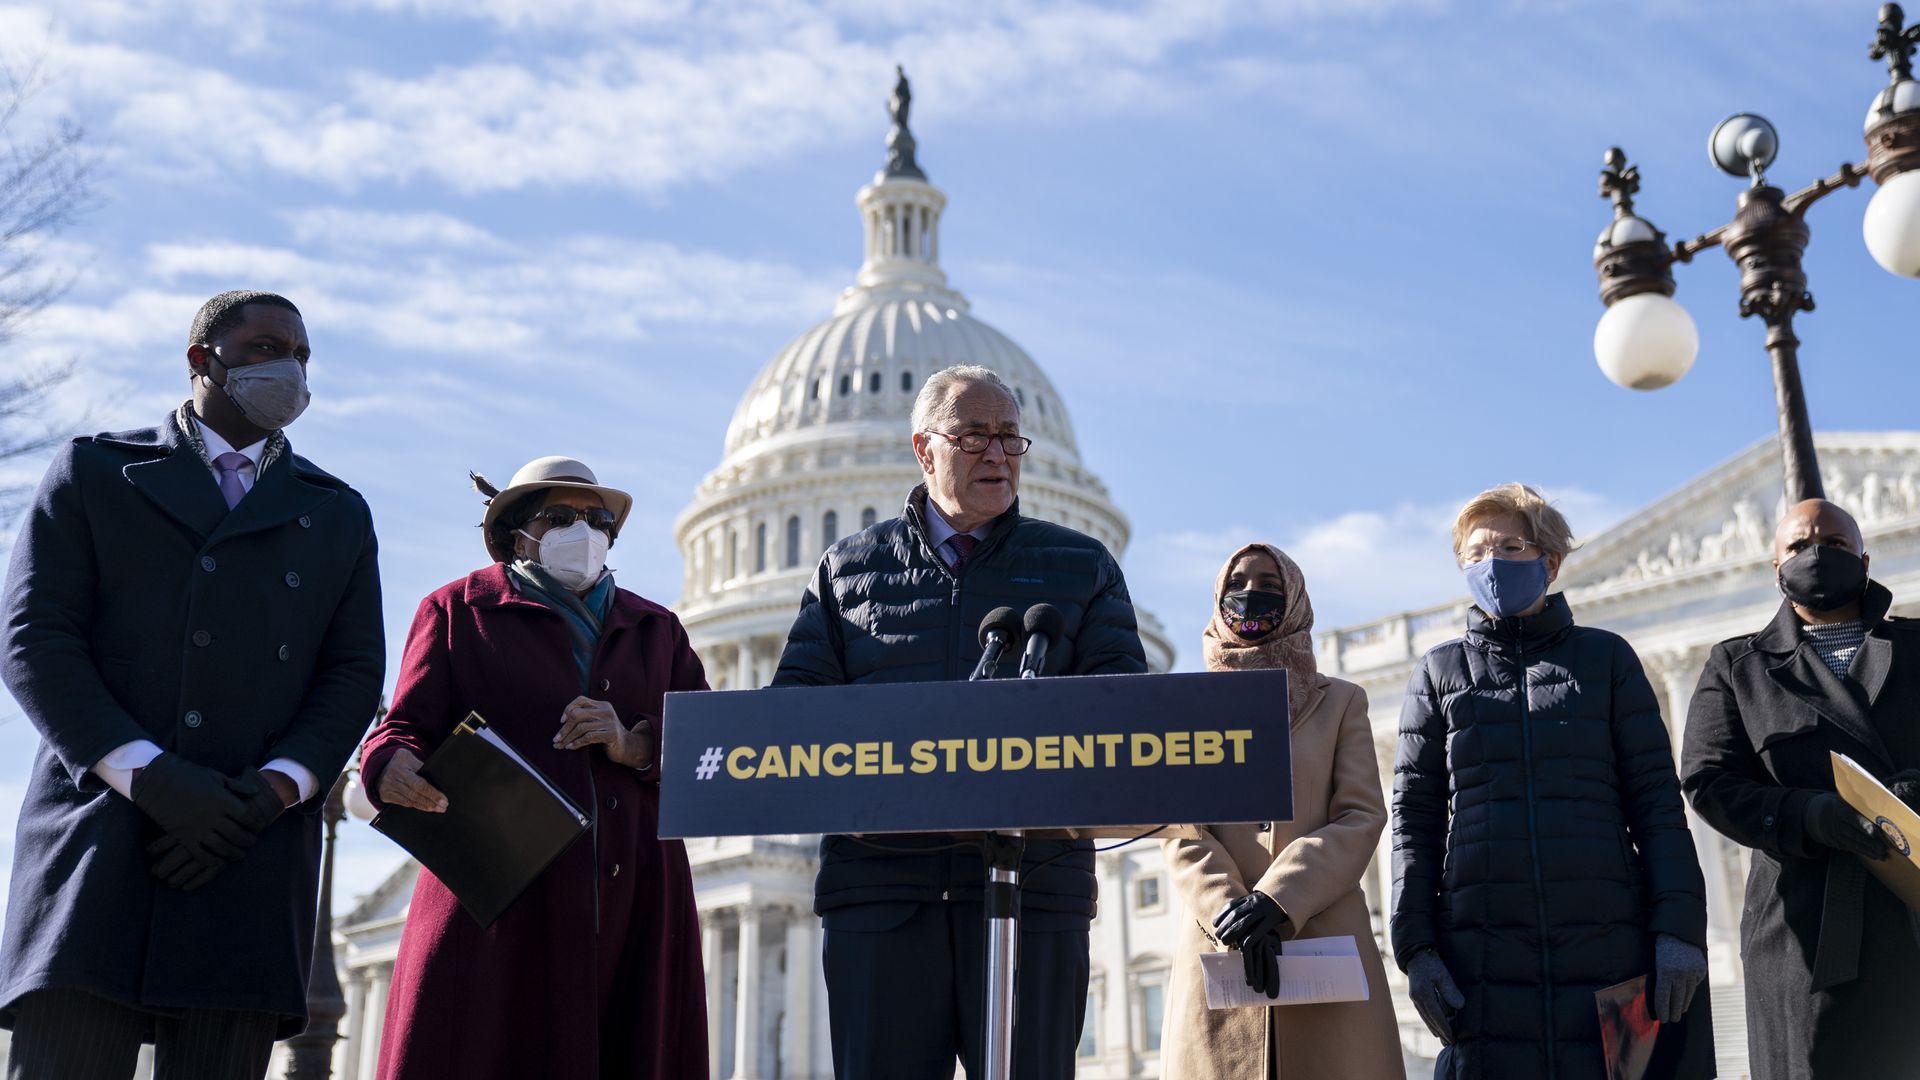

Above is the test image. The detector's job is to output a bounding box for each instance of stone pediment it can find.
[340,856,421,928]
[1559,432,1920,596]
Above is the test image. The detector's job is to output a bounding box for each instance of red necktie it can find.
[947,533,977,572]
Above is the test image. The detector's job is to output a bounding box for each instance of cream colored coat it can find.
[1161,674,1405,1080]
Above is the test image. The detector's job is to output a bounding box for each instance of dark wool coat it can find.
[772,487,1148,922]
[1391,595,1710,1080]
[360,564,709,1080]
[0,415,384,1036]
[1681,583,1920,1080]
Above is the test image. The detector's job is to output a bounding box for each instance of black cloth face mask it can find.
[1221,589,1288,640]
[1777,545,1868,612]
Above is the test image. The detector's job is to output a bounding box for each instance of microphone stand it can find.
[982,635,1051,1080]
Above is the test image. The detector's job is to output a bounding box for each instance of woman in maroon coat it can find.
[361,456,709,1080]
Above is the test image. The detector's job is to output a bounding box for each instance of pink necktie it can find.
[213,452,249,509]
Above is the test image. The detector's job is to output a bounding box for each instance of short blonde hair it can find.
[1451,482,1579,559]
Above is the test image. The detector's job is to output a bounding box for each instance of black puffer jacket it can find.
[1391,595,1709,1080]
[773,486,1148,920]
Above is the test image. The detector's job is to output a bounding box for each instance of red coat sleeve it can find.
[361,589,460,810]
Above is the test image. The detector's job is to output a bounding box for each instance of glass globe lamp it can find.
[1594,292,1699,391]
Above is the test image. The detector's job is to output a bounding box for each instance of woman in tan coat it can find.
[1161,543,1405,1079]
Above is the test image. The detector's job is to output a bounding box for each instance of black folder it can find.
[371,712,591,928]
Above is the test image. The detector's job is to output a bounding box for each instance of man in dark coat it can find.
[0,291,385,1079]
[772,364,1147,1080]
[1682,498,1920,1080]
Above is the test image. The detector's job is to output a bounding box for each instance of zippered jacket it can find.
[772,485,1148,918]
[1390,594,1709,1080]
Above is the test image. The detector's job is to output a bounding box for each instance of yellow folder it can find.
[1830,751,1920,910]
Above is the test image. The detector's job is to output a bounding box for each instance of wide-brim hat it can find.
[479,456,633,562]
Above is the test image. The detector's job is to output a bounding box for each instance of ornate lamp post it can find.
[285,770,351,1078]
[1591,3,1920,503]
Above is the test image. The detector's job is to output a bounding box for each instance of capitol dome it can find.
[675,75,1175,682]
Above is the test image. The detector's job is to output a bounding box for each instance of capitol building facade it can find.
[297,87,1920,1080]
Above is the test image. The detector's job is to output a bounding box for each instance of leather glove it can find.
[1651,934,1706,1023]
[1213,890,1288,948]
[1803,792,1887,859]
[226,769,290,832]
[1405,948,1464,1044]
[1885,769,1920,811]
[130,754,256,865]
[1241,932,1281,1000]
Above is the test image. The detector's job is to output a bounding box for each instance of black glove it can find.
[1213,890,1288,948]
[144,770,288,891]
[130,754,256,865]
[1885,769,1920,811]
[1651,934,1707,1023]
[1406,948,1464,1044]
[1803,792,1887,859]
[1241,932,1281,1000]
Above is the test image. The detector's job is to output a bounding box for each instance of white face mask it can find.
[518,521,609,591]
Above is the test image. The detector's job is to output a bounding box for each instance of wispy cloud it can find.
[3,0,1442,195]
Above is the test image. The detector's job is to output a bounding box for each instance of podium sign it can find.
[659,669,1292,839]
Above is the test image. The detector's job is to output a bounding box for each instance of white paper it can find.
[1201,935,1370,1009]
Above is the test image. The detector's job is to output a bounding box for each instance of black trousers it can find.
[6,989,277,1080]
[823,901,1089,1080]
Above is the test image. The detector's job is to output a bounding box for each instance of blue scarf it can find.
[508,561,615,691]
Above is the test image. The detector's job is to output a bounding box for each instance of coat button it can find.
[298,515,311,528]
[200,556,216,572]
[605,796,618,810]
[191,630,211,647]
[1764,815,1776,829]
[600,678,611,692]
[285,571,301,588]
[184,710,203,729]
[610,863,621,878]
[277,645,291,661]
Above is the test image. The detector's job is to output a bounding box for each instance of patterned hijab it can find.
[1201,543,1318,724]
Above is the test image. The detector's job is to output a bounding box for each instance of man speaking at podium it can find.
[773,364,1147,1078]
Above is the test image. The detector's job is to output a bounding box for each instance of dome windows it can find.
[755,523,768,573]
[839,375,852,397]
[868,372,882,394]
[785,515,802,568]
[901,371,913,392]
[861,507,877,529]
[822,510,839,550]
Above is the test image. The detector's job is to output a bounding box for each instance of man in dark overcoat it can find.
[773,364,1148,1080]
[1682,498,1920,1080]
[0,290,385,1079]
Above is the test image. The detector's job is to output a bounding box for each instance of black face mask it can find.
[1777,546,1868,612]
[1221,589,1287,640]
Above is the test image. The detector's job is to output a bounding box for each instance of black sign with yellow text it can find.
[658,669,1292,838]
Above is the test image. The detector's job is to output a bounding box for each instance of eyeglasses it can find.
[1459,537,1540,566]
[522,505,618,533]
[922,430,1033,455]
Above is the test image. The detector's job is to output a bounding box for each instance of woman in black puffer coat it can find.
[1389,484,1712,1080]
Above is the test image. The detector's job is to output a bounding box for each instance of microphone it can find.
[1018,604,1066,679]
[970,607,1025,681]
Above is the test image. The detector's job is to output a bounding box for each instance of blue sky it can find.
[1,0,1916,913]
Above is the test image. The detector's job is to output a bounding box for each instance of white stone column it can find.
[735,640,754,691]
[356,965,389,1080]
[1660,653,1745,980]
[732,907,763,1080]
[782,911,816,1076]
[706,916,728,1077]
[340,971,369,1080]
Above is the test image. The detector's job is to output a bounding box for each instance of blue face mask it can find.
[1464,556,1550,618]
